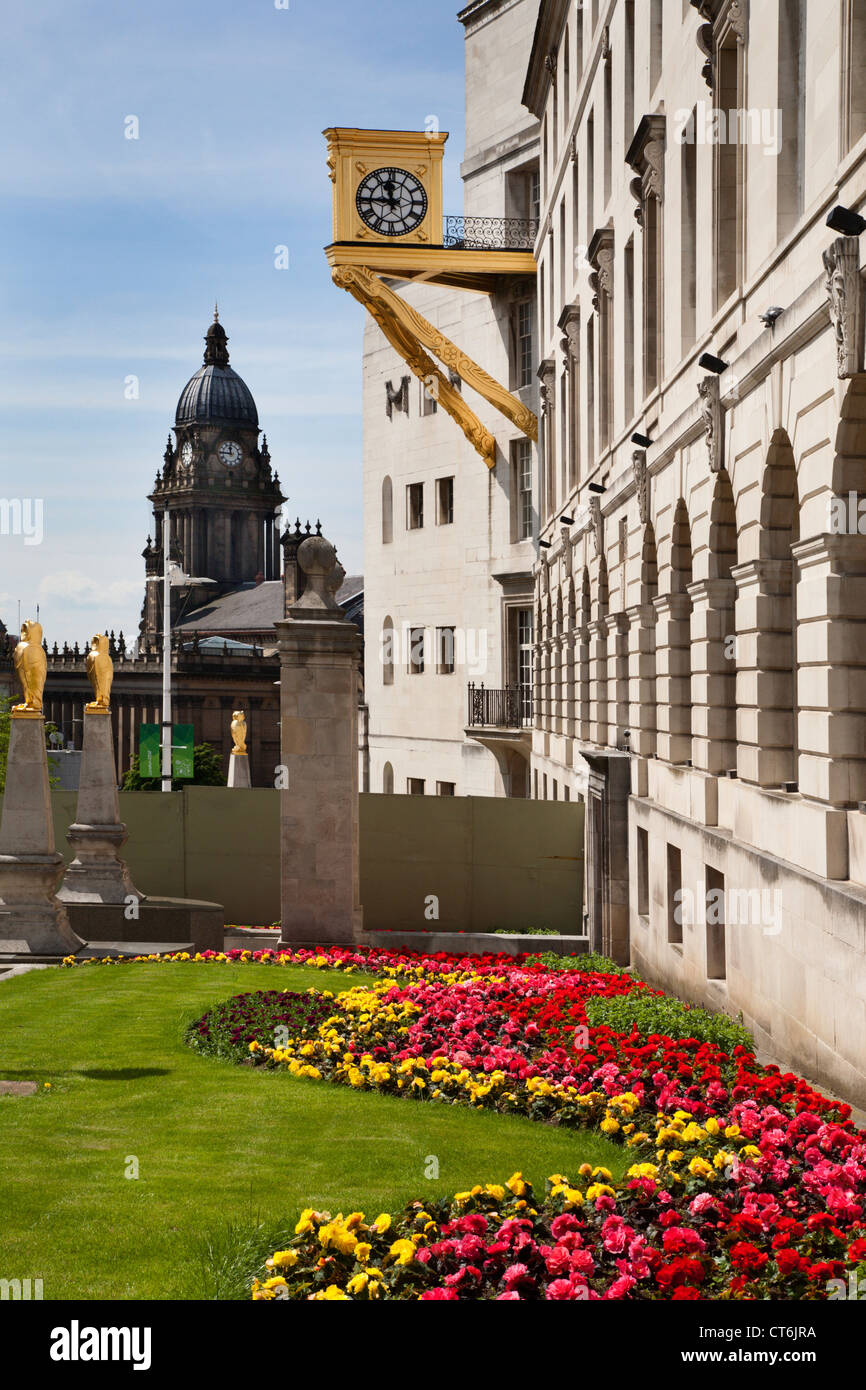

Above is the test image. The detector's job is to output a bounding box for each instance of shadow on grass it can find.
[79,1068,171,1081]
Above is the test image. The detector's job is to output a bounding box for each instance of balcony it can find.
[444,216,539,251]
[467,682,533,731]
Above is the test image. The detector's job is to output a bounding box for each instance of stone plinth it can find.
[58,710,141,906]
[0,717,83,956]
[277,534,363,946]
[227,752,252,788]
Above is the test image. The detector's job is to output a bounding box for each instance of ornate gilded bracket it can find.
[332,264,538,469]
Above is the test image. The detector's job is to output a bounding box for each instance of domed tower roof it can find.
[175,308,259,429]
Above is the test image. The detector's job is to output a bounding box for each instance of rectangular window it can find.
[437,781,456,796]
[513,439,533,541]
[681,117,697,352]
[408,626,425,675]
[667,843,683,945]
[716,32,743,307]
[624,237,635,423]
[407,482,424,530]
[407,778,425,795]
[650,0,663,92]
[705,866,727,980]
[436,626,455,675]
[637,826,649,917]
[530,168,540,223]
[516,300,534,388]
[436,476,454,525]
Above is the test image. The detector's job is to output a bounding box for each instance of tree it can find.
[122,741,227,791]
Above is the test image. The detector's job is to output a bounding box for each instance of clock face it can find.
[219,440,242,468]
[356,167,428,237]
[181,441,193,468]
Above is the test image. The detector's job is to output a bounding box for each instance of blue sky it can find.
[0,0,467,644]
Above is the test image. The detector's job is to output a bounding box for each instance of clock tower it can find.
[141,310,285,638]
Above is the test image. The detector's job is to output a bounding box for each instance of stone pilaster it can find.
[732,558,796,787]
[688,577,737,775]
[793,532,866,806]
[604,613,630,749]
[625,603,657,758]
[588,619,608,746]
[653,591,693,764]
[277,534,363,946]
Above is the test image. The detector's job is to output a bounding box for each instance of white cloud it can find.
[38,571,143,609]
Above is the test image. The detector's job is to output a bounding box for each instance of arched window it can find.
[382,616,395,686]
[383,762,394,794]
[381,476,393,544]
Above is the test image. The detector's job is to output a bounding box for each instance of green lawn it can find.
[0,962,626,1299]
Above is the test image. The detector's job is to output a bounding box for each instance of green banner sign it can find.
[138,724,195,781]
[172,724,195,780]
[139,724,161,779]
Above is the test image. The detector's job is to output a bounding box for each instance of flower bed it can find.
[65,943,866,1299]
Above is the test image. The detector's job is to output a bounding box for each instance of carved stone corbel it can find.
[587,227,614,312]
[558,303,580,374]
[537,358,556,417]
[632,450,650,524]
[698,374,724,473]
[823,237,863,380]
[626,115,666,228]
[589,495,604,557]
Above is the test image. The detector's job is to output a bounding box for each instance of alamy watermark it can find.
[675,885,782,937]
[672,103,782,157]
[0,498,43,546]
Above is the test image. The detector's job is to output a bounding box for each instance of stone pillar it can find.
[653,592,693,764]
[588,619,608,746]
[228,751,251,788]
[605,613,629,749]
[576,624,591,741]
[59,710,141,906]
[277,534,363,946]
[626,603,657,758]
[0,717,83,955]
[688,577,737,775]
[732,559,795,786]
[793,533,866,806]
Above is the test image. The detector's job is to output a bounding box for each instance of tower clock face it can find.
[356,167,428,237]
[219,440,242,468]
[181,441,193,468]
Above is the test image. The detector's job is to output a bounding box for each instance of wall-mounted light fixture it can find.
[826,204,866,237]
[631,431,653,449]
[698,351,728,374]
[539,539,551,549]
[587,482,606,494]
[559,514,575,525]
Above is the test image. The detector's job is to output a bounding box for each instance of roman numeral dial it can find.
[355,167,428,237]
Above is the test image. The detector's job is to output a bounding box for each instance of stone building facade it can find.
[525,0,866,1104]
[362,0,542,800]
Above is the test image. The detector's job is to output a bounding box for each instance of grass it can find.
[0,962,626,1300]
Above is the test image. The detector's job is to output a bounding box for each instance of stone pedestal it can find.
[227,752,252,788]
[58,710,141,906]
[0,717,84,956]
[277,533,363,946]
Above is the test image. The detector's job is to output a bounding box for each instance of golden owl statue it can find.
[85,633,113,712]
[230,709,247,756]
[12,620,47,717]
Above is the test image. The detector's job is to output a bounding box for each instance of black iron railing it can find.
[444,216,539,251]
[467,683,533,729]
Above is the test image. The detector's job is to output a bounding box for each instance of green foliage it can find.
[122,741,226,790]
[585,991,753,1051]
[526,950,625,975]
[493,926,560,937]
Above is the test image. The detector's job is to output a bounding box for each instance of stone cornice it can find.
[522,0,569,118]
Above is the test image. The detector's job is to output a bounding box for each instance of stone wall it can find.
[20,788,583,932]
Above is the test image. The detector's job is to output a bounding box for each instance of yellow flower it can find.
[370,1213,391,1235]
[346,1272,369,1295]
[268,1250,298,1271]
[506,1172,527,1196]
[389,1239,416,1266]
[295,1208,318,1235]
[688,1156,715,1179]
[354,1242,372,1263]
[311,1284,350,1301]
